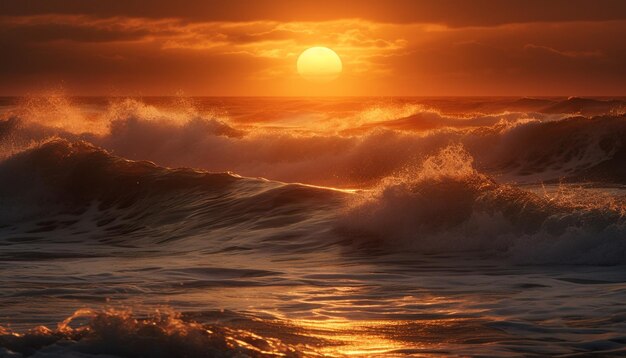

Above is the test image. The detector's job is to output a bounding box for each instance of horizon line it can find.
[1,94,626,98]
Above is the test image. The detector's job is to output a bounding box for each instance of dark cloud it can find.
[387,22,626,95]
[0,22,151,44]
[2,0,626,27]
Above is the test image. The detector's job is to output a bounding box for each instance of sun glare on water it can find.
[297,46,343,83]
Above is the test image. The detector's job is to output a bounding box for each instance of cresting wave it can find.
[0,140,342,256]
[0,309,308,357]
[339,145,626,264]
[1,96,625,187]
[1,140,625,265]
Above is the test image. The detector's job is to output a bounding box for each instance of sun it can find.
[297,47,342,83]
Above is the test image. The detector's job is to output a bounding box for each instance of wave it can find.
[0,139,237,222]
[0,140,343,252]
[1,140,625,265]
[0,309,306,358]
[339,145,626,265]
[1,97,626,265]
[1,97,625,187]
[480,114,626,183]
[416,96,626,116]
[542,97,626,116]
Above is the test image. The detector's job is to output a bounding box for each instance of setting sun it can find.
[297,46,343,83]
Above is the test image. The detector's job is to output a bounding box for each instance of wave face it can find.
[0,139,342,255]
[1,96,626,357]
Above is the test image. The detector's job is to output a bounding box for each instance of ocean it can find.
[0,96,625,357]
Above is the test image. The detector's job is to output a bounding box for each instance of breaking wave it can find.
[0,139,624,265]
[1,96,625,187]
[340,145,626,265]
[0,309,306,358]
[1,96,625,265]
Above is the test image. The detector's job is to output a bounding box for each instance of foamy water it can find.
[1,96,626,357]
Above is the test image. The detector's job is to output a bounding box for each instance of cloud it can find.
[1,0,625,27]
[0,9,625,95]
[0,15,182,47]
[524,44,604,58]
[0,15,410,93]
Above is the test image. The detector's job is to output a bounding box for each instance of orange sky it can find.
[1,0,626,96]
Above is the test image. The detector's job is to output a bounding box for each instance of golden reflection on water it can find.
[297,319,413,356]
[250,286,490,356]
[290,318,454,357]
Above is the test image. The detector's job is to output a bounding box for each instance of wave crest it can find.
[0,309,303,358]
[340,146,626,264]
[2,97,626,186]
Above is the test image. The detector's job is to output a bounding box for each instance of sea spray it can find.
[340,145,626,263]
